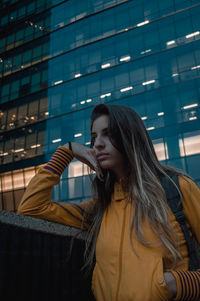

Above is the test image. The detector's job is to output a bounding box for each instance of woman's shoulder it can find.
[178,174,200,194]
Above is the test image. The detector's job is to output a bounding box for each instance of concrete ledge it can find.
[0,210,85,239]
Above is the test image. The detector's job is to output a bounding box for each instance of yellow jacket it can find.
[18,146,200,301]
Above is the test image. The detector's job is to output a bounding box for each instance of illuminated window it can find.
[68,161,83,177]
[179,134,200,157]
[13,169,24,189]
[68,161,92,178]
[2,172,13,192]
[24,167,36,186]
[153,142,169,161]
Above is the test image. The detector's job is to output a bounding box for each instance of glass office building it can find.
[0,0,200,211]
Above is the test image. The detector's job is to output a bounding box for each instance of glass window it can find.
[2,172,13,191]
[13,170,24,189]
[3,191,14,211]
[18,6,26,18]
[115,65,130,89]
[1,84,10,102]
[10,80,20,99]
[25,132,37,156]
[29,100,39,118]
[175,11,192,37]
[179,132,200,157]
[27,2,36,13]
[1,15,8,26]
[23,50,32,65]
[15,136,25,151]
[68,177,83,198]
[24,167,35,187]
[31,72,41,92]
[16,29,24,42]
[13,54,22,70]
[68,161,84,178]
[24,26,34,42]
[0,37,6,51]
[7,34,15,46]
[153,139,169,161]
[18,104,28,125]
[39,97,48,116]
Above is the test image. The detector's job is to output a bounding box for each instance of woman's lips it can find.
[97,154,109,161]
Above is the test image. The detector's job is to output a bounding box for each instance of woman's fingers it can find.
[69,142,104,182]
[86,151,104,182]
[94,164,104,182]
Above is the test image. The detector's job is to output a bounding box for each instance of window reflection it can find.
[153,141,169,161]
[179,134,200,157]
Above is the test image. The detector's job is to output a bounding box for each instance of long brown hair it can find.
[83,103,187,270]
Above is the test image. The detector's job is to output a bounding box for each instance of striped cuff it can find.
[171,270,200,301]
[44,146,74,176]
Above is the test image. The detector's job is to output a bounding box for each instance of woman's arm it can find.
[18,145,95,229]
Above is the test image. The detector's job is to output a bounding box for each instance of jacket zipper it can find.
[115,207,127,301]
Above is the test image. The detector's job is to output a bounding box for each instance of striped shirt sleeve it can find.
[171,270,200,301]
[44,146,74,176]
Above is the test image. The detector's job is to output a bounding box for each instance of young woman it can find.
[18,103,200,301]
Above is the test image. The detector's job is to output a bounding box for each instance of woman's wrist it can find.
[63,142,72,153]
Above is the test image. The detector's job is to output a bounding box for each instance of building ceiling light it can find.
[186,31,200,39]
[147,126,155,131]
[31,144,41,148]
[172,73,179,77]
[166,40,175,46]
[14,148,24,153]
[157,112,164,116]
[86,99,92,103]
[54,80,63,85]
[80,101,85,104]
[85,142,91,145]
[137,20,150,27]
[142,80,155,85]
[183,104,198,110]
[101,63,111,69]
[75,73,81,78]
[52,138,62,143]
[141,49,151,54]
[100,93,111,98]
[74,133,82,138]
[141,116,147,120]
[191,65,200,70]
[120,56,131,62]
[120,86,133,92]
[189,116,197,120]
[0,152,8,156]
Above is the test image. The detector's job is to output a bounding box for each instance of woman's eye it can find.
[91,136,96,143]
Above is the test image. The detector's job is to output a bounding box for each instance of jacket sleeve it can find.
[170,176,200,301]
[17,146,94,230]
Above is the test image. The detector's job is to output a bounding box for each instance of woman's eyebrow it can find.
[91,127,108,135]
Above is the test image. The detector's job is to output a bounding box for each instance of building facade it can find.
[0,0,200,211]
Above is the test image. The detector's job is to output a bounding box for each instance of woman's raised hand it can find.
[63,142,104,182]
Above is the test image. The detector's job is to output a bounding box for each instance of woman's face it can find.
[91,115,126,178]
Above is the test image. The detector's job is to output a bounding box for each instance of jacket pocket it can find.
[152,257,174,301]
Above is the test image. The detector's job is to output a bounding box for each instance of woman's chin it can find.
[99,161,112,169]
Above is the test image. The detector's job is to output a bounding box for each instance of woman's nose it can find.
[94,136,104,148]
